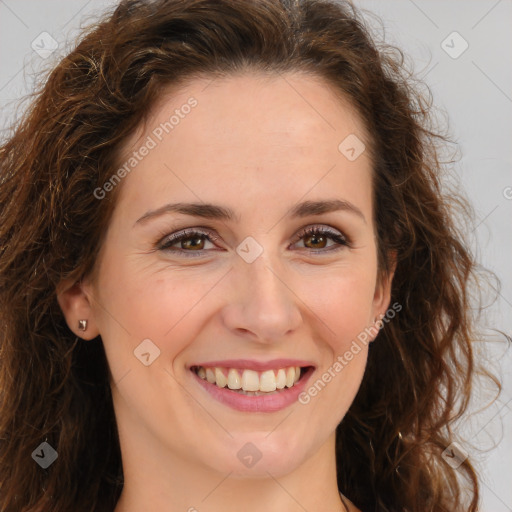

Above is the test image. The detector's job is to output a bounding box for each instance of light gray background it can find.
[0,0,510,510]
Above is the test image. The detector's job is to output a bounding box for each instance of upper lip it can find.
[188,359,315,371]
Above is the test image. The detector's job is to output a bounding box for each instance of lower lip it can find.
[191,367,315,412]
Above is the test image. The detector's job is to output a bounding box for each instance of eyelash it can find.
[156,225,351,258]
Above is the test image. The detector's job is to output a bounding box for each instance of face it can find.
[59,71,393,480]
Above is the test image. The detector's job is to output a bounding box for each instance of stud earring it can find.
[78,319,88,332]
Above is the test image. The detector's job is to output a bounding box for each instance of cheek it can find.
[296,270,374,422]
[93,257,222,360]
[306,266,377,349]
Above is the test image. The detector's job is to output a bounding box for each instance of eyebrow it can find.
[134,199,366,226]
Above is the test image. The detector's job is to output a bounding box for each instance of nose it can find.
[220,252,303,343]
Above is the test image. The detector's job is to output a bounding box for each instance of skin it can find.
[57,71,394,512]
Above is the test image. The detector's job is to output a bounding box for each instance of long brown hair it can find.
[0,0,502,510]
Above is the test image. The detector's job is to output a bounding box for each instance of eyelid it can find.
[156,223,351,256]
[291,224,350,247]
[156,226,220,251]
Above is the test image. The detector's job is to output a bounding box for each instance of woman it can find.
[0,0,501,511]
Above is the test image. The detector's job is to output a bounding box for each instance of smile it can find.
[189,362,315,412]
[192,365,303,395]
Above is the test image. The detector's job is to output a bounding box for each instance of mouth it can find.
[190,364,314,396]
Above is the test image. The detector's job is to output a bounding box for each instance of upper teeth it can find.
[195,366,301,392]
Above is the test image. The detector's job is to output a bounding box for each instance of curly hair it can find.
[0,0,502,511]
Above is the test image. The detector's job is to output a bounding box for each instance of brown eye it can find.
[158,228,219,256]
[303,231,328,249]
[293,225,350,253]
[180,235,207,250]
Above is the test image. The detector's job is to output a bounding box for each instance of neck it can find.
[114,430,347,512]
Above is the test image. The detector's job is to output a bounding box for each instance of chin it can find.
[203,432,309,478]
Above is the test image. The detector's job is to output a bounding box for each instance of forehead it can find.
[114,71,374,221]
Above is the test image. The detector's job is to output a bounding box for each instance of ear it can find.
[56,278,100,340]
[370,251,397,338]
